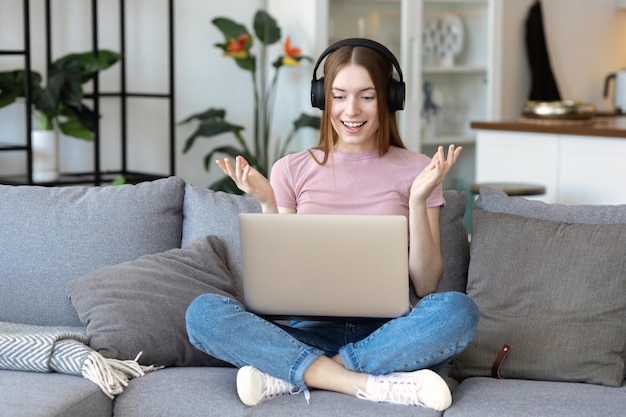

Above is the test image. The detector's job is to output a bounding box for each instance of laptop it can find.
[238,213,409,319]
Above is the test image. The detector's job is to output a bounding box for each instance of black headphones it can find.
[310,38,406,112]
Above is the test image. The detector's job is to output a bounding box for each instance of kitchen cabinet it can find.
[322,0,502,192]
[559,135,626,205]
[475,128,626,205]
[475,131,559,202]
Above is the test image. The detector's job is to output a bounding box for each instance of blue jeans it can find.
[186,291,479,390]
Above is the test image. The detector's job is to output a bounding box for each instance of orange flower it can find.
[277,36,303,66]
[283,36,301,58]
[224,34,251,59]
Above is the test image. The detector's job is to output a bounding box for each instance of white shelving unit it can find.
[418,0,501,145]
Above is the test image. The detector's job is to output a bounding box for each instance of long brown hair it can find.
[310,45,406,165]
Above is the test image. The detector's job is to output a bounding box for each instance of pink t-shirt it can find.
[270,146,445,218]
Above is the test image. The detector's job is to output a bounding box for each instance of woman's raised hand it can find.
[216,156,278,213]
[409,145,462,204]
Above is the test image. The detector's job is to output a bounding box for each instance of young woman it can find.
[186,38,479,411]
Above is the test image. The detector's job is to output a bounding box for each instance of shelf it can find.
[0,50,27,55]
[0,143,27,151]
[424,0,488,8]
[0,171,166,186]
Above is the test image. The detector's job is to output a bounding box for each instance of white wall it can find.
[543,0,626,112]
[499,0,626,119]
[176,0,262,186]
[2,0,626,185]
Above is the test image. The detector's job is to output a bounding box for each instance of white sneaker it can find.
[236,366,305,406]
[355,369,452,410]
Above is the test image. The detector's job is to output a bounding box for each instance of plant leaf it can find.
[178,108,226,125]
[274,113,321,162]
[212,17,250,43]
[0,51,118,138]
[111,176,126,186]
[253,10,281,46]
[56,62,84,108]
[0,71,24,108]
[234,55,256,72]
[52,50,121,83]
[79,50,122,82]
[182,118,245,153]
[0,89,20,108]
[63,103,96,132]
[209,175,244,194]
[212,18,255,73]
[293,113,321,130]
[33,71,65,116]
[58,112,93,141]
[203,144,243,170]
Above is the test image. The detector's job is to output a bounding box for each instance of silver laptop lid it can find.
[239,213,409,318]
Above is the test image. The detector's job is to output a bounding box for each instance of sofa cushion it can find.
[114,367,443,417]
[476,187,626,224]
[0,370,112,417]
[66,236,241,367]
[451,209,626,386]
[182,185,261,294]
[436,190,469,294]
[410,190,469,306]
[446,377,626,417]
[0,176,185,327]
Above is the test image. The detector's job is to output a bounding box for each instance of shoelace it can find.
[356,377,421,406]
[263,376,311,404]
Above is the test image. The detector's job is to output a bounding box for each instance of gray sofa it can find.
[1,176,625,417]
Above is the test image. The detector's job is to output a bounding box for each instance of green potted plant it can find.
[179,10,320,194]
[0,50,121,140]
[0,50,121,181]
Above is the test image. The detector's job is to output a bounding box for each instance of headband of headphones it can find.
[310,38,405,112]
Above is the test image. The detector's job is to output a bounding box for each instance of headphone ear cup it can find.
[388,79,406,112]
[310,77,326,110]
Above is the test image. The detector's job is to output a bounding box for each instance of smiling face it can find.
[329,64,380,153]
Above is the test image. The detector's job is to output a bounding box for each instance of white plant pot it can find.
[32,130,59,182]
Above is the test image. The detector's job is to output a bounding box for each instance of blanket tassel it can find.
[82,351,162,399]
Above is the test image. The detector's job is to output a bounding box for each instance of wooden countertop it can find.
[470,115,626,139]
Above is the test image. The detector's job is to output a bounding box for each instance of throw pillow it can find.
[477,187,626,224]
[0,176,185,327]
[66,236,241,367]
[450,209,626,387]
